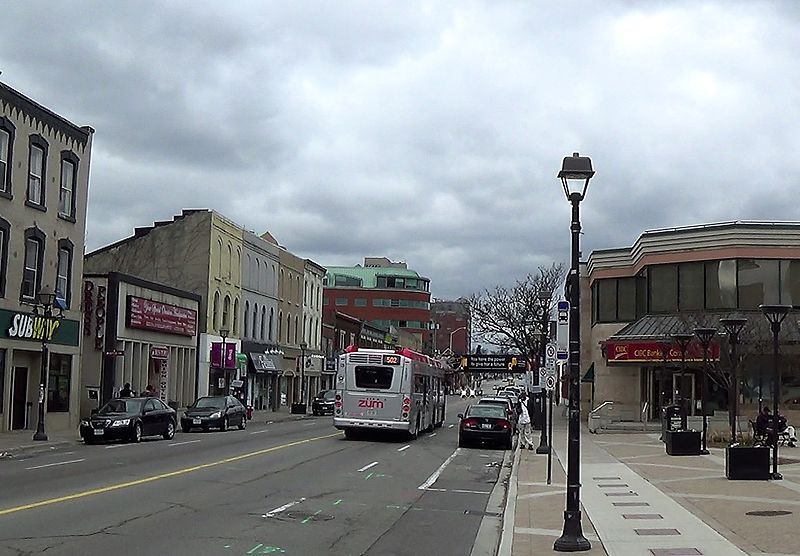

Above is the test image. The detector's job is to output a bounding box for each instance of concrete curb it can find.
[471,445,515,556]
[497,442,522,556]
[0,439,74,459]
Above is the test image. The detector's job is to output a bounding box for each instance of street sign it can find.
[545,342,557,377]
[545,375,556,390]
[556,300,569,360]
[463,354,526,374]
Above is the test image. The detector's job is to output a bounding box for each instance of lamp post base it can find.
[32,430,48,442]
[700,449,710,455]
[554,510,591,552]
[772,472,783,480]
[536,445,550,454]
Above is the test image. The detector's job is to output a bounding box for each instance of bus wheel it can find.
[344,429,357,440]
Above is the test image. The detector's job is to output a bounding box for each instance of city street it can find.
[0,394,507,556]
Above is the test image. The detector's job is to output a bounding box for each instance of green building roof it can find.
[325,266,428,288]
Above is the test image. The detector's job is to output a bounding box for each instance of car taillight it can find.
[499,419,511,430]
[462,418,479,429]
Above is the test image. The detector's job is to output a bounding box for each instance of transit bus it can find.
[333,346,446,439]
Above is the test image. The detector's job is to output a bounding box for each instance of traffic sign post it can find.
[556,300,569,361]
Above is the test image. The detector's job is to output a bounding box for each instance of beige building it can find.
[84,209,243,400]
[0,80,94,434]
[303,259,326,396]
[278,245,306,405]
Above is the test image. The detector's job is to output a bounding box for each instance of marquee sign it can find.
[604,340,720,363]
[127,296,197,337]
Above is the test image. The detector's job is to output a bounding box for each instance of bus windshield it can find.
[354,366,394,389]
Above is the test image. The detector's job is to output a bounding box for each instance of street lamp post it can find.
[694,327,717,455]
[719,317,747,444]
[672,333,694,428]
[657,336,672,440]
[760,304,791,480]
[536,288,553,455]
[553,152,594,553]
[448,326,467,353]
[32,286,61,442]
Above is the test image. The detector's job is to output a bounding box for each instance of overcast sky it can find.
[2,1,799,300]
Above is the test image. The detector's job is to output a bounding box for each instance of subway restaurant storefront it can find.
[1,309,81,433]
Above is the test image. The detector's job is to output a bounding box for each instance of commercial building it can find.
[431,298,471,355]
[84,209,243,402]
[585,221,800,422]
[80,273,200,415]
[323,257,432,351]
[0,81,94,433]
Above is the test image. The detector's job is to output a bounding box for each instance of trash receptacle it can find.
[662,404,686,441]
[528,386,545,431]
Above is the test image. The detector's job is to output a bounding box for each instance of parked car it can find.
[181,395,247,432]
[312,390,336,416]
[498,390,520,408]
[80,397,176,444]
[477,396,518,430]
[458,404,514,449]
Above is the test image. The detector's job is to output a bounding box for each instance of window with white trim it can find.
[59,156,76,218]
[28,144,45,206]
[56,247,71,307]
[0,128,9,195]
[22,236,42,299]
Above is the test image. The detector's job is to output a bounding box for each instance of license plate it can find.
[193,418,201,425]
[481,423,492,430]
[93,429,104,435]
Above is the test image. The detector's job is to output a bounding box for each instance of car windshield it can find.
[466,405,507,418]
[193,397,225,409]
[321,391,336,400]
[98,399,143,414]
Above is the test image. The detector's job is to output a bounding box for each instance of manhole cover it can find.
[746,510,792,517]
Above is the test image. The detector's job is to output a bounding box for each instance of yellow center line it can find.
[0,432,341,517]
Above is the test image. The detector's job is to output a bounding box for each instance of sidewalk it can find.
[0,406,318,458]
[507,408,800,555]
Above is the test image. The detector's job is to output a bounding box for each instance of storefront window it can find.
[679,262,704,310]
[0,349,5,414]
[738,259,780,309]
[649,264,678,312]
[780,260,800,307]
[47,353,71,412]
[705,260,737,309]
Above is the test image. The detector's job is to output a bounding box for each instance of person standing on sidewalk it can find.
[518,393,534,450]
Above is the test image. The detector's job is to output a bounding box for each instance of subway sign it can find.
[1,309,80,346]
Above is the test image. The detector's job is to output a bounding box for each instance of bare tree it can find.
[468,263,565,362]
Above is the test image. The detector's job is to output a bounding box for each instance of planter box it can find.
[665,430,701,456]
[726,446,771,480]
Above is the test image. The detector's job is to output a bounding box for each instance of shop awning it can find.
[249,353,281,373]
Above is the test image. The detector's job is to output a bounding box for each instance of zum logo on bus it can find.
[358,399,384,409]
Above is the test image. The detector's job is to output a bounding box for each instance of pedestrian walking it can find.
[518,394,534,450]
[119,383,134,397]
[142,384,156,397]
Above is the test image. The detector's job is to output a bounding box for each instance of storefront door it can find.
[673,372,696,416]
[11,367,28,430]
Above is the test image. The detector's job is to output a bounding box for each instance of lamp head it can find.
[558,152,594,200]
[36,285,56,308]
[219,327,229,338]
[693,327,718,348]
[719,317,747,337]
[537,289,553,302]
[300,341,308,350]
[760,304,792,326]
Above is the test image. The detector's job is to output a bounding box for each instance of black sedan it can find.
[458,404,513,449]
[80,397,176,444]
[311,390,336,416]
[181,395,247,432]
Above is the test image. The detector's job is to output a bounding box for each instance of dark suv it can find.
[311,390,336,416]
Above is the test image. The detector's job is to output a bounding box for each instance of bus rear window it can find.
[355,366,394,389]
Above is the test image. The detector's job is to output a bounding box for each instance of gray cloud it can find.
[2,0,799,300]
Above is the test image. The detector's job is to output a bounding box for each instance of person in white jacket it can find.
[517,394,533,450]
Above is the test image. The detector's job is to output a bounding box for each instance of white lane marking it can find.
[26,458,85,470]
[358,461,380,472]
[418,448,460,490]
[167,439,201,447]
[422,487,491,495]
[303,422,317,426]
[105,443,136,450]
[429,432,437,437]
[249,429,270,435]
[263,497,306,518]
[397,445,411,452]
[448,424,455,428]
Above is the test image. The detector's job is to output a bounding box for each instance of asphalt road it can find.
[0,391,510,556]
